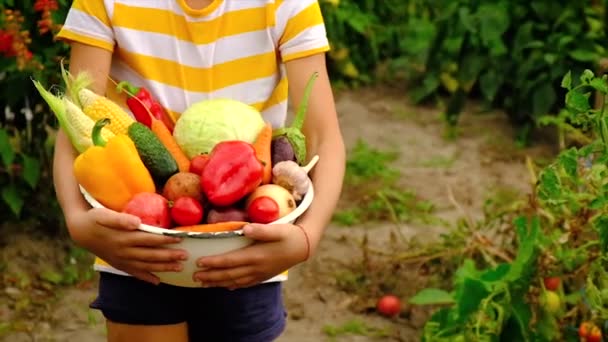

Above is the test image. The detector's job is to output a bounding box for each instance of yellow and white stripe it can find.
[56,0,329,282]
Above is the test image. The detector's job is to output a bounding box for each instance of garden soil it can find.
[0,87,555,342]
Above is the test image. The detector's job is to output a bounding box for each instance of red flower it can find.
[34,0,58,12]
[0,30,15,56]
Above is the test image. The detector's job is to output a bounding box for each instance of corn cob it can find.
[79,88,135,135]
[32,80,115,153]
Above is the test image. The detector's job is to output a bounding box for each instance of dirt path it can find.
[0,87,555,342]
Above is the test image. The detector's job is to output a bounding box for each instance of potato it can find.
[162,172,203,202]
[206,207,249,224]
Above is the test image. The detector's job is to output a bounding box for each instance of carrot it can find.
[150,118,191,172]
[253,122,273,184]
[174,221,248,233]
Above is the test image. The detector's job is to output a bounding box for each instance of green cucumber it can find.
[128,122,178,185]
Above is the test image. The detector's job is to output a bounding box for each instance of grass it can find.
[332,139,441,226]
[416,152,459,168]
[323,319,392,340]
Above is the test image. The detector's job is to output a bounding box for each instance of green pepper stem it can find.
[92,118,111,147]
[116,81,140,98]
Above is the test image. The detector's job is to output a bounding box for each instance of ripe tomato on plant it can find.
[587,325,602,342]
[376,295,401,317]
[580,322,594,338]
[543,276,560,291]
[170,196,204,226]
[579,321,602,342]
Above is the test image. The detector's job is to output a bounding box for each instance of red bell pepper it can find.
[116,81,175,133]
[201,141,264,207]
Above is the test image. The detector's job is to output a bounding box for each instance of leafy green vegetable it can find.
[172,98,266,159]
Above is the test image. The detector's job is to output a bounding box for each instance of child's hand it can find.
[193,223,309,289]
[68,207,189,285]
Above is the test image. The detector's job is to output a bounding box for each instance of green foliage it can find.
[419,216,540,341]
[333,140,440,226]
[323,319,392,340]
[321,0,608,141]
[0,1,71,223]
[319,0,410,84]
[399,1,607,133]
[411,70,608,341]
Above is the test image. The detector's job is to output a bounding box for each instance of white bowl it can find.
[79,180,314,287]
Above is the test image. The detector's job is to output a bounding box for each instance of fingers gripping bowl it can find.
[79,180,315,288]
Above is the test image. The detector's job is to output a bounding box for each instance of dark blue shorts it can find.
[90,272,287,342]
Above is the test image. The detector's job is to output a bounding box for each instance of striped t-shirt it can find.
[57,0,330,283]
[56,0,330,128]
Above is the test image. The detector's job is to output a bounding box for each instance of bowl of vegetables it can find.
[79,154,316,288]
[33,68,321,287]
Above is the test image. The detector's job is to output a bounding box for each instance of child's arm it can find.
[194,53,345,289]
[55,42,189,284]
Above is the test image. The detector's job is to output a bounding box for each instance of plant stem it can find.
[92,118,110,147]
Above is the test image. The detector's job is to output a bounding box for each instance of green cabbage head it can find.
[173,98,266,159]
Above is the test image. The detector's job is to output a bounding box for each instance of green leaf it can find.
[570,49,599,62]
[478,3,510,47]
[558,148,578,178]
[479,69,503,103]
[532,82,556,116]
[509,295,533,341]
[580,69,596,84]
[561,71,572,90]
[455,277,488,322]
[480,263,510,282]
[537,168,561,201]
[1,184,24,217]
[565,91,591,113]
[594,215,608,253]
[451,260,489,324]
[39,269,63,285]
[543,53,557,65]
[0,128,15,168]
[409,288,455,305]
[20,154,41,189]
[590,78,608,94]
[505,216,540,289]
[590,196,607,210]
[410,75,440,103]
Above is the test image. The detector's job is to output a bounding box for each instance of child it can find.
[53,0,345,341]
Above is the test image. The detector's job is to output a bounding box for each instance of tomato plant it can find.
[409,70,608,341]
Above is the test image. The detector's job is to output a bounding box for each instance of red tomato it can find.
[579,322,596,339]
[171,197,204,226]
[587,325,602,342]
[189,154,210,176]
[247,196,279,224]
[543,276,561,291]
[376,295,401,317]
[123,192,171,228]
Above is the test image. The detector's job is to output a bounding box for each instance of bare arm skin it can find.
[285,53,346,254]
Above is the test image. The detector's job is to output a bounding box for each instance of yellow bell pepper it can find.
[74,118,156,212]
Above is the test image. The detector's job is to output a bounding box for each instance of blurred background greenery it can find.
[3,0,608,225]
